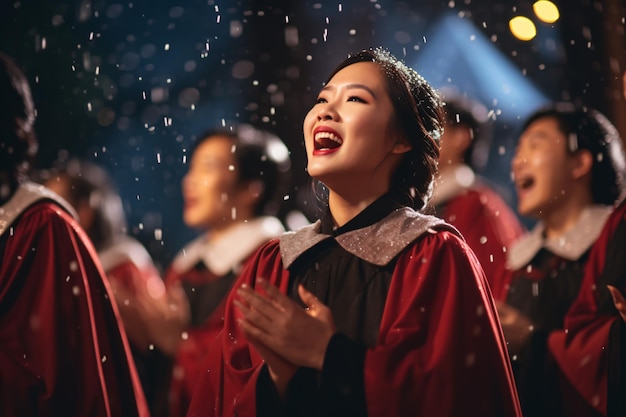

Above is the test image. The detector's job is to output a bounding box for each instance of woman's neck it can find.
[328,190,386,228]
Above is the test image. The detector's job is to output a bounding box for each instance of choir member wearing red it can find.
[136,125,291,417]
[0,52,149,416]
[497,103,626,416]
[431,93,525,299]
[547,196,626,417]
[547,71,626,417]
[42,158,165,415]
[186,47,522,417]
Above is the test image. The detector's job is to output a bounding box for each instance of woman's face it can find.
[511,116,578,219]
[182,135,243,230]
[303,61,409,194]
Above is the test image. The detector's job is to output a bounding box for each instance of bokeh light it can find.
[533,1,560,24]
[0,0,623,266]
[509,16,537,41]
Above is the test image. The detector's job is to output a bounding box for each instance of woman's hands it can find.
[234,278,336,395]
[607,285,626,323]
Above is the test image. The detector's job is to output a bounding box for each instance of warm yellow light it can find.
[533,1,560,23]
[509,16,537,41]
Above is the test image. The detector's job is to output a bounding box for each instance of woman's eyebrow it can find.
[320,83,377,99]
[525,131,552,141]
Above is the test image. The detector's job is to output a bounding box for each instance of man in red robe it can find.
[548,196,626,416]
[546,70,626,417]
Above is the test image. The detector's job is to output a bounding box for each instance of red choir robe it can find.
[548,198,626,416]
[164,217,285,417]
[186,204,522,417]
[99,235,167,416]
[503,204,612,417]
[100,235,162,348]
[431,166,525,300]
[0,182,149,417]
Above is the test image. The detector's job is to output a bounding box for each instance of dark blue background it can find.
[1,0,624,270]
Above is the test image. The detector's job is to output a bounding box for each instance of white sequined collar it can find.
[171,216,285,276]
[507,205,612,270]
[280,207,458,269]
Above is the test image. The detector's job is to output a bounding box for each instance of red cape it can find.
[164,265,233,417]
[187,231,521,417]
[104,247,161,352]
[440,184,525,300]
[0,199,149,417]
[548,200,626,416]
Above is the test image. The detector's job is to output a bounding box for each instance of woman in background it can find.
[137,124,291,417]
[430,93,525,298]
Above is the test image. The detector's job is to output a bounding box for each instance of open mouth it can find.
[314,131,343,151]
[183,197,197,209]
[515,175,535,192]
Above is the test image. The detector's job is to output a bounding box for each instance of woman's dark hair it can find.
[43,158,127,251]
[0,52,37,187]
[521,103,626,205]
[191,124,291,216]
[319,47,444,210]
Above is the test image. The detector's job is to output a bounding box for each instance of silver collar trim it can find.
[0,181,77,238]
[171,216,285,275]
[507,205,612,270]
[280,207,458,268]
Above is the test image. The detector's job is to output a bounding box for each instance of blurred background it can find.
[1,0,624,270]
